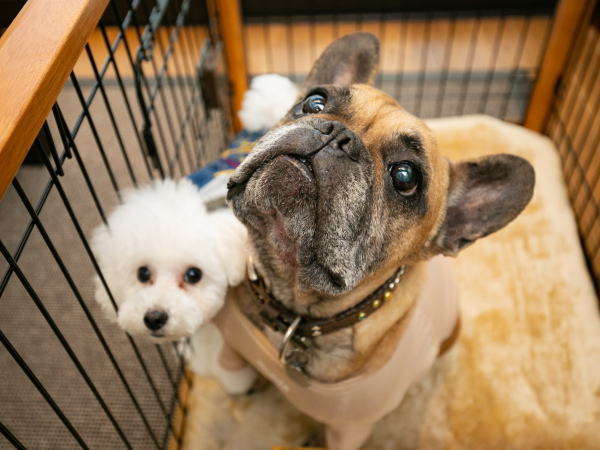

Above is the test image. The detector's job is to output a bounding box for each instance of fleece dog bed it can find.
[181,115,600,449]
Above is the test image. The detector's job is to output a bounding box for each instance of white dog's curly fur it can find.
[238,74,299,131]
[91,178,256,393]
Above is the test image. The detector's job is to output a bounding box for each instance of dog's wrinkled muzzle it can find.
[227,119,355,200]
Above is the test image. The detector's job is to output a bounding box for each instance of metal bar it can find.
[174,22,206,146]
[70,73,123,200]
[168,78,206,170]
[98,23,155,179]
[163,362,189,449]
[558,33,600,175]
[69,0,145,142]
[261,17,273,73]
[547,109,599,241]
[111,0,172,178]
[0,240,133,449]
[393,13,409,102]
[66,47,183,403]
[84,44,139,187]
[457,13,481,115]
[129,2,187,176]
[164,3,203,167]
[0,114,76,300]
[0,327,88,449]
[140,0,196,170]
[415,13,433,116]
[435,13,457,117]
[477,15,506,114]
[12,177,162,449]
[177,25,208,145]
[499,15,532,119]
[52,105,108,224]
[41,121,65,176]
[286,15,296,77]
[0,420,27,450]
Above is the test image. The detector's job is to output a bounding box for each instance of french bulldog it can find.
[221,32,535,449]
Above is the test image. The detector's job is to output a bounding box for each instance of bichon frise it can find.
[91,178,257,394]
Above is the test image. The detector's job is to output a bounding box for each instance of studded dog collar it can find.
[246,261,406,352]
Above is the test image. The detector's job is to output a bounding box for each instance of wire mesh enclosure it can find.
[242,2,554,122]
[546,12,600,287]
[0,0,599,448]
[0,0,230,448]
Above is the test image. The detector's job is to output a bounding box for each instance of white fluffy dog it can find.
[91,74,298,394]
[92,179,257,393]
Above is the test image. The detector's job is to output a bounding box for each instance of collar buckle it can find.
[279,316,311,374]
[278,316,302,364]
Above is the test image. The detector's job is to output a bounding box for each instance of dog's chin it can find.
[137,329,193,343]
[232,155,372,295]
[145,332,180,343]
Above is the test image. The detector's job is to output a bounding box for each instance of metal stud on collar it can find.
[247,257,258,282]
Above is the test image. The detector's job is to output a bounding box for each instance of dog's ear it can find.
[434,154,535,255]
[304,32,379,87]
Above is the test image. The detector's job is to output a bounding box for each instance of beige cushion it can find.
[182,115,600,449]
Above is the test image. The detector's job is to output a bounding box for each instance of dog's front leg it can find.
[214,329,258,394]
[325,421,374,450]
[185,324,257,395]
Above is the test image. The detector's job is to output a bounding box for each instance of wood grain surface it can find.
[0,0,110,199]
[524,0,593,131]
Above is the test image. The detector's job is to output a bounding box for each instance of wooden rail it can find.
[0,0,110,200]
[167,370,193,450]
[211,0,248,132]
[524,0,593,132]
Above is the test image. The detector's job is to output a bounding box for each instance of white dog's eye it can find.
[183,267,202,284]
[137,266,152,283]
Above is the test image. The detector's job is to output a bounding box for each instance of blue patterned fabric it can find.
[186,130,264,189]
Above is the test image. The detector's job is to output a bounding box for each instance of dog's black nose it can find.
[313,120,360,161]
[144,310,168,331]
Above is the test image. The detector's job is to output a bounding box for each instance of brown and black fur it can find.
[227,32,535,383]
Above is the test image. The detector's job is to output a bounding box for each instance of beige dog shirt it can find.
[215,256,459,449]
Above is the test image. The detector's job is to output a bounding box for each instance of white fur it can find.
[181,324,258,394]
[238,74,298,132]
[91,178,256,394]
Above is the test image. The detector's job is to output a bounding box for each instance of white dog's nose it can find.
[144,309,168,331]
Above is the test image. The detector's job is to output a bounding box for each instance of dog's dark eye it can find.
[389,162,419,196]
[137,266,152,283]
[302,94,326,114]
[184,267,202,284]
